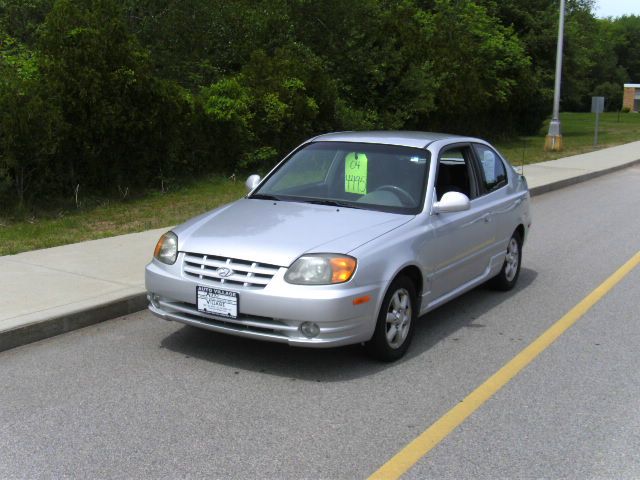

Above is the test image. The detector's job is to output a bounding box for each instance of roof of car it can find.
[309,131,466,149]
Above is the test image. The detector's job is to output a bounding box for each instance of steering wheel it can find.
[374,185,415,206]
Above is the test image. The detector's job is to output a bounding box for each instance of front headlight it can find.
[153,231,178,265]
[285,254,356,285]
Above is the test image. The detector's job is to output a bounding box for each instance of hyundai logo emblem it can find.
[215,267,233,278]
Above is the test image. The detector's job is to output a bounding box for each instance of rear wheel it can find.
[365,275,417,362]
[490,230,522,291]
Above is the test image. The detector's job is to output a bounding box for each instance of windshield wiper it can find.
[250,193,284,201]
[303,199,364,209]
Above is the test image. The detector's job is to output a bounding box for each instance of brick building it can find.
[623,83,640,112]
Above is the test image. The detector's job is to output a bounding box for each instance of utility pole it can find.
[545,0,566,152]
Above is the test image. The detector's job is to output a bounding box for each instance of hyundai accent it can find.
[145,131,531,361]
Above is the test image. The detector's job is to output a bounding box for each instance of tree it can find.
[121,0,292,88]
[37,0,194,195]
[0,34,60,207]
[0,0,54,45]
[290,0,440,130]
[200,43,339,171]
[611,15,640,82]
[3,0,638,210]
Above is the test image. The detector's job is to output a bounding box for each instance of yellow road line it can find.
[369,250,640,480]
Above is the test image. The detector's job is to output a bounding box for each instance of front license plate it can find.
[196,286,238,319]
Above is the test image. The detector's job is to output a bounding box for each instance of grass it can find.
[494,111,640,166]
[0,176,246,256]
[1,111,639,256]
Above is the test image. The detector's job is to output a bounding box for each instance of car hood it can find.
[175,198,413,266]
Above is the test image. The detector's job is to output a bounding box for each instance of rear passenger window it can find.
[473,144,507,193]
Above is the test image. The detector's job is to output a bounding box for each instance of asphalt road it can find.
[1,166,639,479]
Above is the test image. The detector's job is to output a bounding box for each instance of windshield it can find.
[251,141,430,214]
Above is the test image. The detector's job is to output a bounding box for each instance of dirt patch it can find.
[89,221,118,233]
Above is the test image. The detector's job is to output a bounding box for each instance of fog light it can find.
[300,322,320,339]
[147,293,160,308]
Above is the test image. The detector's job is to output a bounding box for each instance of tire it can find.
[365,275,417,362]
[490,230,522,291]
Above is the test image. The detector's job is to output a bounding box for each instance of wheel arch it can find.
[396,265,423,297]
[515,223,525,243]
[389,265,424,313]
[372,263,424,324]
[365,265,422,361]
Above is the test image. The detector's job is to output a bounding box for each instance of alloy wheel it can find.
[385,288,412,348]
[504,237,520,282]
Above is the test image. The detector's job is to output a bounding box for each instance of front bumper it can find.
[145,257,382,348]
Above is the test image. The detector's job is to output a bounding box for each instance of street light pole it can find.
[545,0,566,151]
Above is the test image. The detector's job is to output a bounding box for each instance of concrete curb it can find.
[528,158,640,197]
[1,158,639,353]
[0,293,148,353]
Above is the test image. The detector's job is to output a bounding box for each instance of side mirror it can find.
[245,174,261,192]
[433,191,470,214]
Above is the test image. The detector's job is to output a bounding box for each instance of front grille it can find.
[182,253,280,289]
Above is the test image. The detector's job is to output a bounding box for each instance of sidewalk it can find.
[2,141,640,352]
[516,140,640,195]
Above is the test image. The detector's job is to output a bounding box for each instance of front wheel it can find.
[365,276,417,362]
[490,231,522,291]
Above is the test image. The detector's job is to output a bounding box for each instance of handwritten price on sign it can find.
[345,152,368,194]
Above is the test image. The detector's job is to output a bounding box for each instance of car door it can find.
[421,144,495,302]
[470,142,520,263]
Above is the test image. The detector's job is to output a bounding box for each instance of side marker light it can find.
[353,295,371,305]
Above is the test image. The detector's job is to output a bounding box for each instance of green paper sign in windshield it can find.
[345,152,368,194]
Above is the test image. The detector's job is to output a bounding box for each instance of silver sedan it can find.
[146,131,531,361]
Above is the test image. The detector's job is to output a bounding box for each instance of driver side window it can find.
[436,146,477,200]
